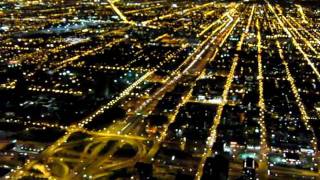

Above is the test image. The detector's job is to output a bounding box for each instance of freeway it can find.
[255,16,269,179]
[103,7,239,138]
[196,4,256,179]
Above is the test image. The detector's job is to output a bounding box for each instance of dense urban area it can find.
[0,0,319,179]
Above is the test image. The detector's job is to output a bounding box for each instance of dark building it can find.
[201,155,229,180]
[135,162,153,180]
[175,171,194,180]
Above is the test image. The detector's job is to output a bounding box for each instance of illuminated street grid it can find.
[0,0,319,179]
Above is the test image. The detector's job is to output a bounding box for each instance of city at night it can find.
[0,0,319,179]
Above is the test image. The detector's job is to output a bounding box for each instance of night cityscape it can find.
[0,0,319,179]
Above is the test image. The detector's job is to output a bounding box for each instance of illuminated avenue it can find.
[0,0,319,179]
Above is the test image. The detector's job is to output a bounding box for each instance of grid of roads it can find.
[0,0,320,179]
